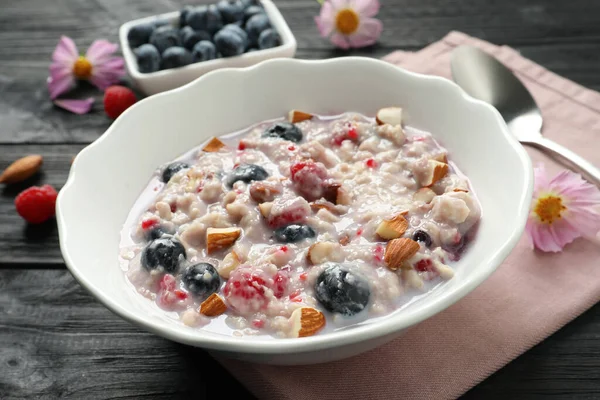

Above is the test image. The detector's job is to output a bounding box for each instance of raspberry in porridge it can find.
[119,107,481,338]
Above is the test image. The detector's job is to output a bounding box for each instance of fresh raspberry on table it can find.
[15,184,58,224]
[103,85,137,119]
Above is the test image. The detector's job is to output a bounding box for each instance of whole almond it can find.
[0,155,43,184]
[384,238,420,271]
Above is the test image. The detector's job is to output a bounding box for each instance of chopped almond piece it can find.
[307,242,343,265]
[322,182,341,204]
[376,107,403,126]
[258,202,273,218]
[384,238,420,271]
[200,294,227,316]
[206,227,241,254]
[288,110,314,123]
[217,251,241,278]
[413,188,436,204]
[432,153,448,163]
[289,307,325,338]
[202,137,226,152]
[250,181,281,203]
[376,214,409,240]
[420,160,449,187]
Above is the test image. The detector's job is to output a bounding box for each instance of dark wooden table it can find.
[2,0,600,398]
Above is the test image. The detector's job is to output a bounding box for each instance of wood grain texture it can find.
[0,270,253,399]
[1,0,600,398]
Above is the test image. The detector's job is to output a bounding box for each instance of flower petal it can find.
[347,17,382,48]
[52,36,78,64]
[533,163,550,194]
[551,170,600,207]
[89,70,124,90]
[548,218,581,249]
[47,73,76,100]
[565,208,600,238]
[530,221,563,252]
[53,98,95,115]
[86,40,119,65]
[351,0,380,17]
[315,2,337,38]
[329,33,351,49]
[89,57,126,90]
[330,0,350,10]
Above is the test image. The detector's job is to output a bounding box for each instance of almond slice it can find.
[289,307,326,338]
[420,160,449,187]
[0,154,43,184]
[217,251,240,278]
[376,107,403,126]
[307,242,342,265]
[413,188,436,204]
[200,293,227,317]
[376,214,409,240]
[202,137,226,152]
[288,110,313,123]
[384,238,420,271]
[206,227,241,254]
[453,188,469,193]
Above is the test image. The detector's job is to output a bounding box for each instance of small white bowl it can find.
[57,57,533,365]
[118,0,297,95]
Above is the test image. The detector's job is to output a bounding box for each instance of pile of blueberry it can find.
[128,0,282,73]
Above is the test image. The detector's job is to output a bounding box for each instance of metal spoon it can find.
[450,45,600,187]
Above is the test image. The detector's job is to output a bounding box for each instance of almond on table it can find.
[0,154,43,184]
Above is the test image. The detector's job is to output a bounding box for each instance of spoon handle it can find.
[524,137,600,187]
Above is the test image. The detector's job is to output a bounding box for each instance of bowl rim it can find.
[118,0,297,81]
[57,56,533,354]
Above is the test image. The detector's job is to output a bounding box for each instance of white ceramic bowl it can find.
[118,0,296,95]
[57,57,533,365]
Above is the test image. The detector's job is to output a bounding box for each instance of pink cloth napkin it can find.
[218,31,600,399]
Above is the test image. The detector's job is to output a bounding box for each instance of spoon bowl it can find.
[451,45,600,186]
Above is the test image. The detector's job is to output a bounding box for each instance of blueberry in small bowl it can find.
[119,0,297,95]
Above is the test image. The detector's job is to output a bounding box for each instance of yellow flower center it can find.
[335,8,360,35]
[73,56,93,79]
[533,194,566,224]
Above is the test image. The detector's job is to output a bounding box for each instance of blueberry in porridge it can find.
[119,107,481,338]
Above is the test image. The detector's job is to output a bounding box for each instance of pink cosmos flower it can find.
[315,0,383,50]
[526,164,600,252]
[48,36,125,114]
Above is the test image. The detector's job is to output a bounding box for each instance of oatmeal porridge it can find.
[119,107,481,338]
